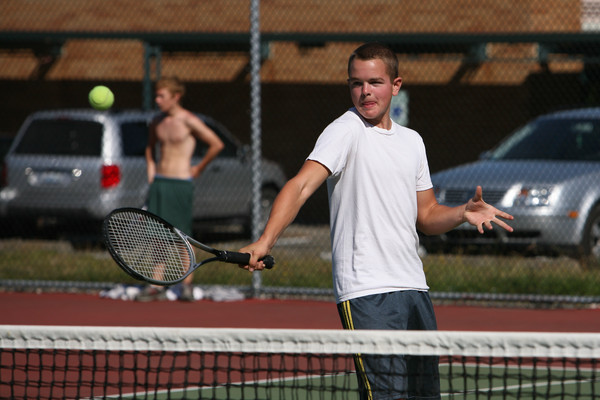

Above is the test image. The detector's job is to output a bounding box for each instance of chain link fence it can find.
[1,0,600,304]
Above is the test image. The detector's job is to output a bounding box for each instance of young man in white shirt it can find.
[240,42,513,399]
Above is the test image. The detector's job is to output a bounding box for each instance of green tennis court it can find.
[115,362,599,399]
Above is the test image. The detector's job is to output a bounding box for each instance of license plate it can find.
[28,171,70,186]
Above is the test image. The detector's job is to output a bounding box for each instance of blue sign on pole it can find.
[391,90,409,127]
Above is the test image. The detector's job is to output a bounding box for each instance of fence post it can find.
[142,43,161,111]
[249,0,264,297]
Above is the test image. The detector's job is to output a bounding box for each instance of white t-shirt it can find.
[307,108,433,303]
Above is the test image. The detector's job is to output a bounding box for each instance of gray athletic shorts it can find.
[337,290,441,400]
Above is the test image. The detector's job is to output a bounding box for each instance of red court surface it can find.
[1,292,599,332]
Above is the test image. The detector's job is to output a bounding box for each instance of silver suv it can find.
[0,109,286,236]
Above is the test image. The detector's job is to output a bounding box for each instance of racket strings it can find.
[107,211,193,283]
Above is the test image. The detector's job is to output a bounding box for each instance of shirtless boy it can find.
[138,77,224,301]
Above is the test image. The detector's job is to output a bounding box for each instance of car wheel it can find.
[581,205,600,263]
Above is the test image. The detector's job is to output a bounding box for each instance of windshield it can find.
[490,117,600,161]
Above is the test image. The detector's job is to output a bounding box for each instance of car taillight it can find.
[101,164,121,188]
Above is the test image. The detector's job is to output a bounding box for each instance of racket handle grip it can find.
[260,255,275,269]
[221,251,275,269]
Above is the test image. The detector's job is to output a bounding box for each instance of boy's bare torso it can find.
[154,112,197,180]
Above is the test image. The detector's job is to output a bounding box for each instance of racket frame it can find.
[103,207,273,286]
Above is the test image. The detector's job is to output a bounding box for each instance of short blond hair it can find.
[156,76,185,97]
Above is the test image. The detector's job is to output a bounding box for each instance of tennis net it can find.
[1,325,598,399]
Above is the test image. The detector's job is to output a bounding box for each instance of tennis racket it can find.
[103,207,274,285]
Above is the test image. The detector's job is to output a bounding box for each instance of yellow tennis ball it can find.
[88,85,114,110]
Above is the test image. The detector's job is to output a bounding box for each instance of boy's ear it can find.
[392,77,403,95]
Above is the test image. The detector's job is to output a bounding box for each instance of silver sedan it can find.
[426,107,600,260]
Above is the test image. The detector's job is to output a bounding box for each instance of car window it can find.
[491,118,600,161]
[14,119,103,156]
[193,120,238,158]
[121,121,149,156]
[0,137,13,160]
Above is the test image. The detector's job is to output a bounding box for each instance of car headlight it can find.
[503,185,553,207]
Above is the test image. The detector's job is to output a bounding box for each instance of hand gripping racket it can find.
[103,207,274,285]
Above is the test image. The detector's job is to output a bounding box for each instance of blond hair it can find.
[155,76,185,98]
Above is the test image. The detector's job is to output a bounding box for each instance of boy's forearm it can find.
[258,179,309,249]
[259,193,299,249]
[145,150,156,182]
[418,203,466,236]
[192,143,223,177]
[256,160,329,250]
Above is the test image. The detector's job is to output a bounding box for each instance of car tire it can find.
[581,204,600,264]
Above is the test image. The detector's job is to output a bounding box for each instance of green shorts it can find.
[147,176,193,235]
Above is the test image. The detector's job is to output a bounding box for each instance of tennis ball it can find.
[88,85,114,110]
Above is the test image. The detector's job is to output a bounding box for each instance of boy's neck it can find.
[166,103,183,117]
